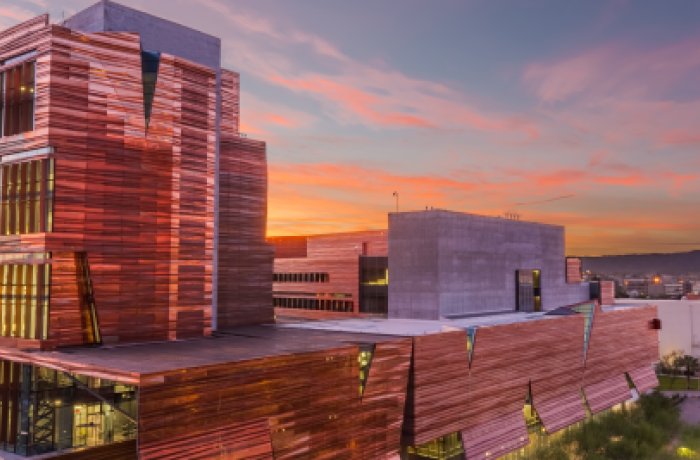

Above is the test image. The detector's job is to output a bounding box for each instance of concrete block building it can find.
[270,210,591,320]
[388,210,591,319]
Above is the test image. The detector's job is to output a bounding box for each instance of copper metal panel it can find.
[535,392,586,434]
[584,304,659,388]
[269,236,308,258]
[461,410,529,460]
[0,15,48,51]
[600,280,615,305]
[628,364,659,394]
[220,69,240,135]
[465,323,537,433]
[140,419,273,460]
[566,257,582,283]
[128,328,409,459]
[0,17,272,346]
[527,315,586,433]
[406,330,470,445]
[360,339,412,458]
[50,440,137,460]
[583,374,631,413]
[217,136,273,327]
[270,230,387,317]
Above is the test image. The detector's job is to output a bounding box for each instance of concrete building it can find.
[388,210,590,319]
[0,3,270,456]
[270,210,593,320]
[623,278,650,297]
[665,283,685,298]
[269,231,387,318]
[629,298,700,358]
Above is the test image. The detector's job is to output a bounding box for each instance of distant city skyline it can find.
[3,0,699,255]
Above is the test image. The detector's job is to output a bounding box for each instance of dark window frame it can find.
[0,55,36,138]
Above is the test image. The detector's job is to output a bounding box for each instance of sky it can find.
[3,0,700,256]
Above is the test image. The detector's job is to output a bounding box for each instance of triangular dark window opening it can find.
[141,50,161,130]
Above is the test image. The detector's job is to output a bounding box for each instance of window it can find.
[0,361,137,456]
[360,256,388,314]
[405,432,465,459]
[272,272,330,283]
[0,158,54,235]
[357,344,375,397]
[516,269,541,312]
[0,263,50,340]
[272,296,353,312]
[141,50,160,129]
[1,60,35,137]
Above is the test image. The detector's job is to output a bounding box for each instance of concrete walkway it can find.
[661,391,700,425]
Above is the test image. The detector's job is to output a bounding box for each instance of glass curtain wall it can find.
[0,158,55,235]
[0,361,137,456]
[359,256,388,314]
[1,60,35,137]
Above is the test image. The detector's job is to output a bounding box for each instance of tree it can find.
[674,354,700,389]
[658,350,684,387]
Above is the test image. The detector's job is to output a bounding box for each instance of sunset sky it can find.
[3,0,700,255]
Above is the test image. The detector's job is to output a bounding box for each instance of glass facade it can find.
[76,252,101,344]
[359,256,388,314]
[516,269,541,312]
[273,295,353,312]
[1,59,35,137]
[273,272,329,283]
[0,360,136,456]
[0,158,55,235]
[572,302,595,359]
[404,432,465,459]
[357,344,374,397]
[0,261,50,340]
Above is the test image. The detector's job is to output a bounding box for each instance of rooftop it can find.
[0,326,400,384]
[0,301,661,386]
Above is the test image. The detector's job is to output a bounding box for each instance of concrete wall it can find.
[64,0,221,69]
[621,299,700,358]
[388,212,439,319]
[388,210,590,319]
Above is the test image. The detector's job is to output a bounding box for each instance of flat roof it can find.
[281,301,664,336]
[0,301,663,385]
[389,208,563,229]
[0,326,401,384]
[279,311,561,337]
[611,298,700,309]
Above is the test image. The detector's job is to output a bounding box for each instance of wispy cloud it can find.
[523,33,700,148]
[197,0,539,138]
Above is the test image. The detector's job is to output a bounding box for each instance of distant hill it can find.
[580,250,700,276]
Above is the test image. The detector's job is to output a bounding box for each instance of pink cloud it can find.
[525,34,700,103]
[523,33,700,151]
[193,0,540,138]
[268,74,539,137]
[0,6,35,24]
[659,129,700,146]
[238,91,316,136]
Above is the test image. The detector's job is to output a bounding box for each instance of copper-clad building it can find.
[0,3,659,460]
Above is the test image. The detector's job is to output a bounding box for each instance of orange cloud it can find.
[268,160,700,255]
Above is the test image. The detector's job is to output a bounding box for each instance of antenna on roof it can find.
[392,191,399,213]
